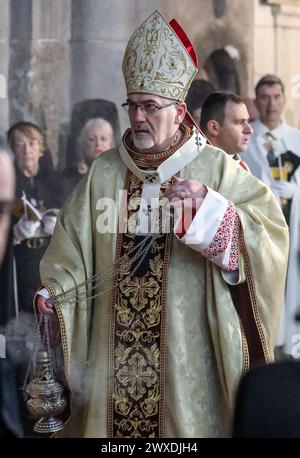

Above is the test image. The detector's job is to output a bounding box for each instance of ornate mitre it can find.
[122,10,198,102]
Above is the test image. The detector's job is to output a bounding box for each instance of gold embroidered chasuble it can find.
[40,127,289,437]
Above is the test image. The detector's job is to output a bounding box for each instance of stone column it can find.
[29,0,71,165]
[70,0,138,134]
[7,0,71,165]
[8,0,33,127]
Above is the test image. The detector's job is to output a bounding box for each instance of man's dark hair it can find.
[255,74,285,97]
[185,79,215,115]
[200,91,243,133]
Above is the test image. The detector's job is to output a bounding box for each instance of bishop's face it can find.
[127,93,186,153]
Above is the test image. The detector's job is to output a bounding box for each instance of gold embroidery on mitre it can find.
[122,10,197,102]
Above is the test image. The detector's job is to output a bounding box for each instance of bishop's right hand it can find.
[36,294,54,315]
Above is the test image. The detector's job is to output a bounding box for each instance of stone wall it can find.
[254,0,300,128]
[1,0,71,165]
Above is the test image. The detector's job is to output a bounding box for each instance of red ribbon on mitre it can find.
[169,18,203,132]
[169,18,198,69]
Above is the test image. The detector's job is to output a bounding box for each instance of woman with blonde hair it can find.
[61,117,114,197]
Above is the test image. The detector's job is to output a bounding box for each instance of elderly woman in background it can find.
[61,117,114,198]
[7,121,60,314]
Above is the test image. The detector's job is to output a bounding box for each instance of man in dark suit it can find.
[234,361,300,438]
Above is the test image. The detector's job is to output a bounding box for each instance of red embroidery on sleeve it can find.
[201,201,240,271]
[227,211,240,271]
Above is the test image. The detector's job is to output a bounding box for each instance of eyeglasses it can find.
[121,100,177,115]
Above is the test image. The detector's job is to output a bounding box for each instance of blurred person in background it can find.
[243,74,300,358]
[0,139,23,437]
[0,143,15,267]
[61,117,115,198]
